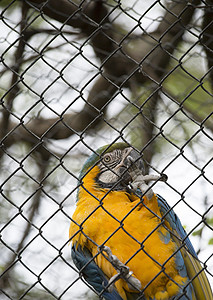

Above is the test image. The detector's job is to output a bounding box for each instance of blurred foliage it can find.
[0,0,20,14]
[164,68,212,122]
[0,0,213,299]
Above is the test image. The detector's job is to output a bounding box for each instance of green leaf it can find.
[206,217,213,226]
[208,238,213,245]
[192,228,203,236]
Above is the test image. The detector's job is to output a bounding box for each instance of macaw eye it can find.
[103,154,111,163]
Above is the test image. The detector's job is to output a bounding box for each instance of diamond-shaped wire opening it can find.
[0,1,212,299]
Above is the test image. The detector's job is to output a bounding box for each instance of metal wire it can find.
[0,0,213,299]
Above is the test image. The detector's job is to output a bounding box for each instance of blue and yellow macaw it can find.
[69,143,213,300]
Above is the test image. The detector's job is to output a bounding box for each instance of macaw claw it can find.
[127,156,168,200]
[100,245,142,292]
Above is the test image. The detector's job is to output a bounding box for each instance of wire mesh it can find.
[0,0,213,299]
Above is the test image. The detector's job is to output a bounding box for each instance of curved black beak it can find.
[117,148,145,185]
[126,149,145,176]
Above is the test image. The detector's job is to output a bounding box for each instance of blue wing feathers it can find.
[71,244,123,300]
[156,194,197,258]
[156,194,197,299]
[71,194,207,299]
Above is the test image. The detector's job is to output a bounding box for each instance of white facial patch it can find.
[97,147,134,185]
[98,169,119,184]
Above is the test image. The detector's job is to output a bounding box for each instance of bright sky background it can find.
[0,1,212,299]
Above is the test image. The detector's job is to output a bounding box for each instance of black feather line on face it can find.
[95,166,132,192]
[95,176,132,192]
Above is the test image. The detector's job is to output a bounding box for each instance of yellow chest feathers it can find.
[69,166,183,299]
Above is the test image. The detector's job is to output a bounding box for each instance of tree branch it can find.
[201,0,213,90]
[0,152,50,291]
[0,3,29,141]
[26,0,115,62]
[2,0,206,158]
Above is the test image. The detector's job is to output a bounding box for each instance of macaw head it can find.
[79,142,145,191]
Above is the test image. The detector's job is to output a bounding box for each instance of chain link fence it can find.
[0,0,213,299]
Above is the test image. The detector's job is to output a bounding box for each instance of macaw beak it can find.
[116,148,145,185]
[126,148,145,176]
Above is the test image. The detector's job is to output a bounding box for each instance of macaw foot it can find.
[100,245,142,292]
[130,173,167,200]
[127,156,167,200]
